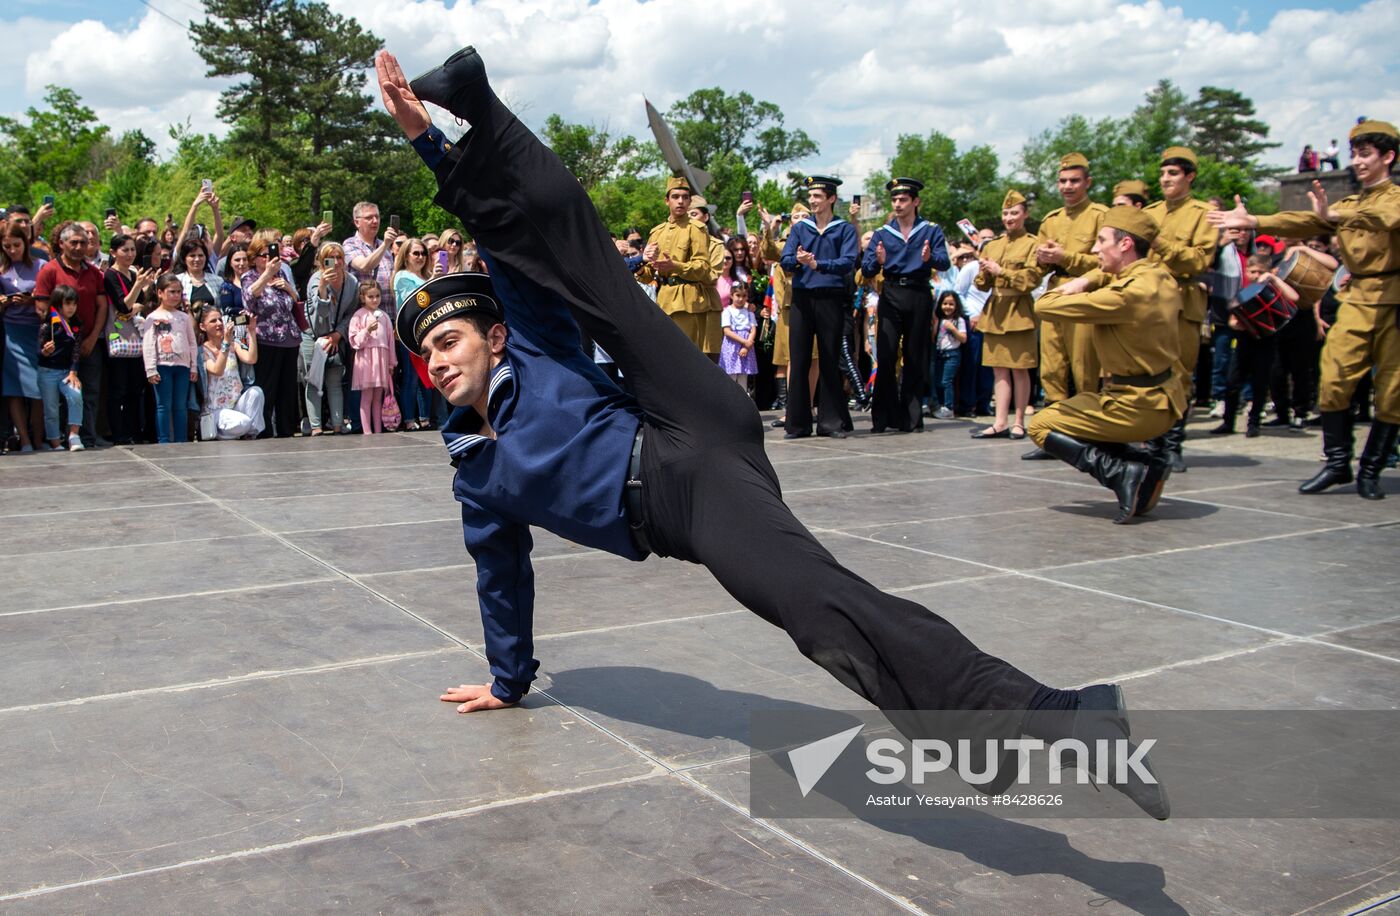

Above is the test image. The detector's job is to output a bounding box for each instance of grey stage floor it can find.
[2,415,1398,915]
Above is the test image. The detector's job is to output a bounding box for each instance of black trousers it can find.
[430,83,1041,721]
[873,284,933,432]
[106,356,148,444]
[1270,316,1316,421]
[1224,331,1278,426]
[254,344,301,438]
[786,287,852,436]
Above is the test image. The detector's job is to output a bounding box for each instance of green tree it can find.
[1013,114,1133,215]
[0,86,110,204]
[285,1,385,215]
[191,0,299,181]
[668,88,818,173]
[865,131,1002,232]
[1187,86,1280,180]
[540,115,641,190]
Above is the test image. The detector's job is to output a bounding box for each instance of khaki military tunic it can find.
[974,230,1040,369]
[1257,178,1400,421]
[1144,196,1218,379]
[1035,200,1108,399]
[1028,257,1185,445]
[637,216,717,349]
[700,228,726,355]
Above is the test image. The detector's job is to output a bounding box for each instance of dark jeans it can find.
[153,364,190,444]
[786,287,852,436]
[931,348,961,410]
[254,343,301,438]
[956,329,993,415]
[872,284,932,432]
[77,347,103,445]
[397,340,432,422]
[1209,324,1233,400]
[431,83,1042,731]
[106,356,147,444]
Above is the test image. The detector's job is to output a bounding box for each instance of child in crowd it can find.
[197,305,264,439]
[718,281,757,390]
[930,290,968,419]
[36,285,84,452]
[348,283,397,434]
[1211,254,1299,438]
[141,273,199,444]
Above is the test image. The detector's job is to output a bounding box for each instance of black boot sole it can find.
[409,46,490,122]
[1075,684,1170,820]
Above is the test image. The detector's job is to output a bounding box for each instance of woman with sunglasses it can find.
[391,237,436,429]
[438,229,469,274]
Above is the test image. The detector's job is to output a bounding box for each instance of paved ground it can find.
[2,411,1397,915]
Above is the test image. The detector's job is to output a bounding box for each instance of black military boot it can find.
[1021,446,1054,460]
[769,378,788,427]
[1356,421,1398,500]
[410,46,494,124]
[1299,410,1355,494]
[1042,432,1148,524]
[1126,436,1173,516]
[1163,416,1188,472]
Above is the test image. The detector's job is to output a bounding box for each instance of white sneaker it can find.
[19,443,34,453]
[1208,402,1225,419]
[934,406,953,419]
[67,435,85,451]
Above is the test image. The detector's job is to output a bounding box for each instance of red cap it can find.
[1254,235,1283,254]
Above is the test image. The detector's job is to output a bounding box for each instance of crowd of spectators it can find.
[0,170,1383,455]
[0,188,469,451]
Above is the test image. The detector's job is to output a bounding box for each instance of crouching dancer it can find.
[375,47,1169,818]
[1028,206,1186,523]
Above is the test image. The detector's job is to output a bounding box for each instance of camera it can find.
[234,312,249,326]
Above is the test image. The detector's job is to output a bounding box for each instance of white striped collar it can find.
[795,216,847,236]
[878,218,929,242]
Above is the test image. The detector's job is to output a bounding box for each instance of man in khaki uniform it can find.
[637,175,718,349]
[1113,180,1150,208]
[1029,206,1185,524]
[970,190,1040,439]
[688,195,728,358]
[1143,145,1219,472]
[1210,120,1399,499]
[1024,152,1109,459]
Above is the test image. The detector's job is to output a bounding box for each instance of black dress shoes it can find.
[410,46,493,124]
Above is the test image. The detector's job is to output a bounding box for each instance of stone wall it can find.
[1278,164,1399,210]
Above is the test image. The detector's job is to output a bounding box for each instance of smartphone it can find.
[322,257,334,269]
[321,210,333,226]
[957,218,979,242]
[389,214,400,231]
[234,312,249,326]
[437,250,450,271]
[201,178,213,194]
[742,190,753,204]
[43,195,55,207]
[853,194,862,208]
[139,248,153,269]
[105,207,117,219]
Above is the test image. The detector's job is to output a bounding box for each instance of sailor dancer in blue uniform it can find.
[373,47,1168,818]
[779,175,859,439]
[861,177,950,433]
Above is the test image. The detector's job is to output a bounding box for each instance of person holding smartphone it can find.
[343,202,399,298]
[32,222,110,447]
[1,222,47,451]
[242,237,303,437]
[303,243,359,435]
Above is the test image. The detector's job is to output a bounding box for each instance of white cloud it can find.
[3,0,1398,190]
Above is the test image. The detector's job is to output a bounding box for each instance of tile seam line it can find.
[118,449,491,661]
[0,576,340,619]
[0,770,667,904]
[0,647,463,715]
[0,499,206,521]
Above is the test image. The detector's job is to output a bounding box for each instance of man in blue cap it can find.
[373,47,1167,818]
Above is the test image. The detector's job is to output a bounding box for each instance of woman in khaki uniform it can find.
[971,190,1040,439]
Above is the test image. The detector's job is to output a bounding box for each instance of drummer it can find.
[1209,255,1299,438]
[1209,118,1399,500]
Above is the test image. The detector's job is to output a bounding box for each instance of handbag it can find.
[381,388,402,431]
